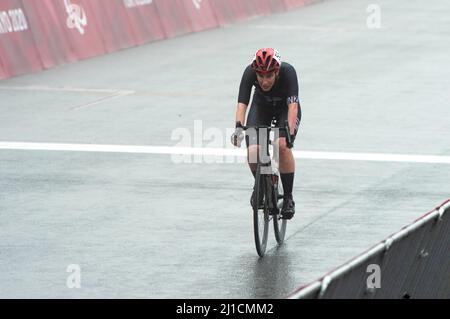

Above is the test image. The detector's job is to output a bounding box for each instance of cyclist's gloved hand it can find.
[231,121,244,147]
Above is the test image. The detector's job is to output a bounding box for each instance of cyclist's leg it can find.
[275,104,301,218]
[245,100,273,176]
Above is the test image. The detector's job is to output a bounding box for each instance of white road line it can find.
[296,151,450,164]
[1,142,450,164]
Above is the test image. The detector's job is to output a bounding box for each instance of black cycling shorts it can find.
[245,100,301,147]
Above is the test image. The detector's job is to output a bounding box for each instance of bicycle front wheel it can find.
[273,173,287,244]
[253,164,270,257]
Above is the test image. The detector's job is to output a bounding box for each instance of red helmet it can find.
[251,48,281,74]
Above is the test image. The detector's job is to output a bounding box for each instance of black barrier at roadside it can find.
[288,200,450,299]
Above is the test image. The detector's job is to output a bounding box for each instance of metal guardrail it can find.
[288,200,450,299]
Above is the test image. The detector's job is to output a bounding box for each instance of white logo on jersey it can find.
[64,0,87,35]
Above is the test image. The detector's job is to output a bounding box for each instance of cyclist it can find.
[231,48,302,220]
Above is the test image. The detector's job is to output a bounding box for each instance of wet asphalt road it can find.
[1,0,449,298]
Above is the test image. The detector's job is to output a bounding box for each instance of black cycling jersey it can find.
[238,62,300,108]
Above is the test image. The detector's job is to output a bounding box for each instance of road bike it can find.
[241,120,292,257]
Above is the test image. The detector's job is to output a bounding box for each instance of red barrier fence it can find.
[89,0,137,53]
[283,0,307,10]
[267,0,287,13]
[154,0,193,38]
[0,58,7,79]
[57,0,107,60]
[0,0,43,78]
[208,0,237,26]
[122,0,166,45]
[21,0,75,69]
[182,0,218,33]
[249,0,272,16]
[0,0,319,80]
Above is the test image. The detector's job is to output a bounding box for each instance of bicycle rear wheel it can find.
[253,164,270,257]
[273,173,287,244]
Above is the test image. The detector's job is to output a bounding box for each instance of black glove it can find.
[284,121,295,149]
[287,133,295,149]
[231,122,244,147]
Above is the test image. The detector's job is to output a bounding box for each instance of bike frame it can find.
[241,120,291,256]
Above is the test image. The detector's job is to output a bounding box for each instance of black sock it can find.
[251,170,256,178]
[281,173,294,198]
